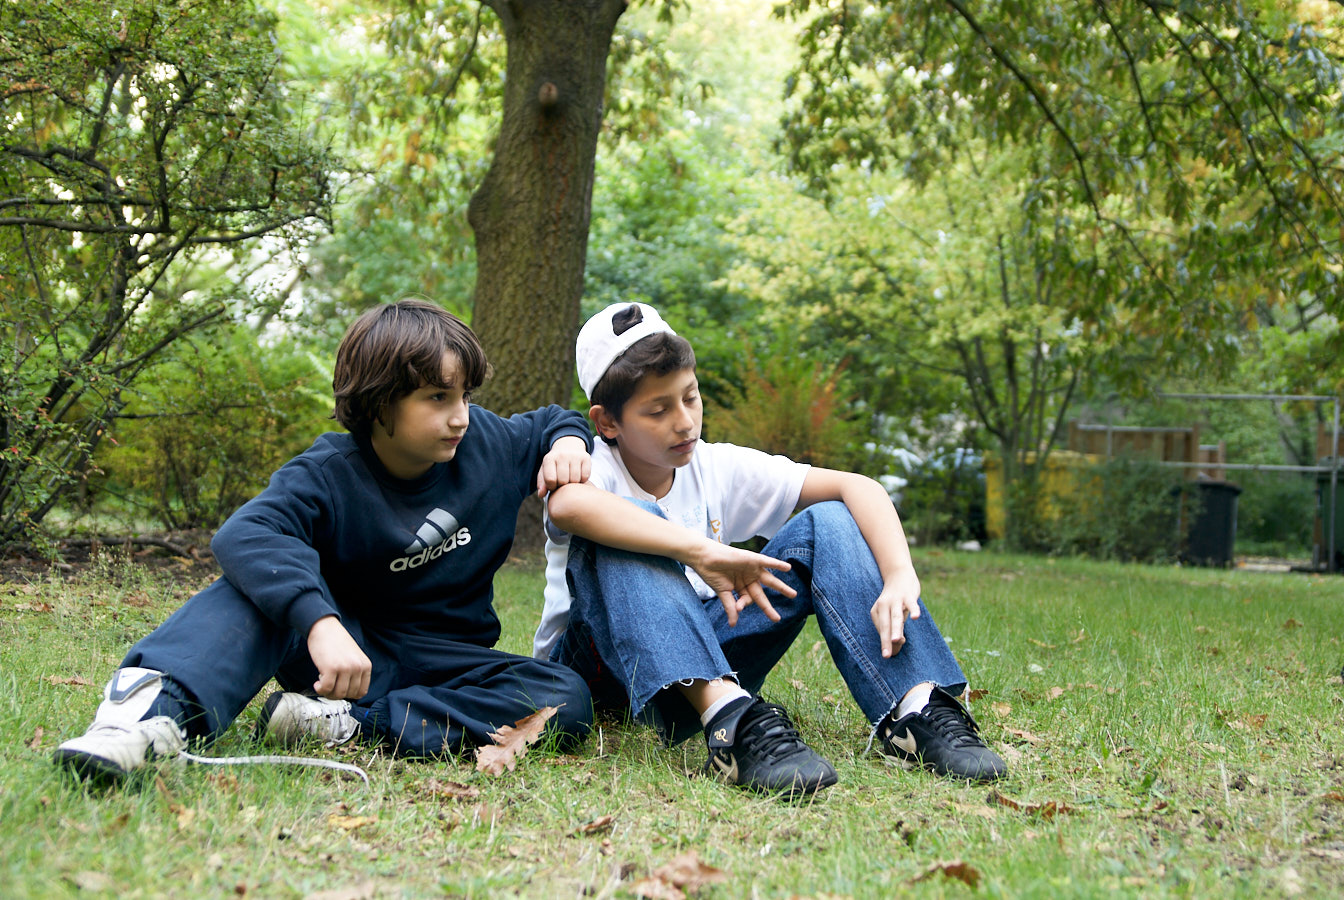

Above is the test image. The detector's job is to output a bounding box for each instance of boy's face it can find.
[593,367,701,478]
[370,352,471,479]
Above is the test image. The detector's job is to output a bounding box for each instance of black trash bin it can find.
[1314,464,1344,571]
[1183,481,1242,568]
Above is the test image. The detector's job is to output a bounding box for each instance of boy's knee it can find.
[546,667,594,746]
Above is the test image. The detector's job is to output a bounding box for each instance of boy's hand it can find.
[307,615,372,699]
[870,569,922,658]
[690,542,796,628]
[537,435,591,497]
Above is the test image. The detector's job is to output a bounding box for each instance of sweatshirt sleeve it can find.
[210,452,341,636]
[501,404,593,496]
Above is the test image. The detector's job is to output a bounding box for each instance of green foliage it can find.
[0,0,337,545]
[703,342,869,471]
[98,329,331,530]
[1012,457,1193,563]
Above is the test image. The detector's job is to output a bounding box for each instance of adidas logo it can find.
[389,508,472,572]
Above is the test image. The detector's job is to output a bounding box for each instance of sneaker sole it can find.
[52,747,132,782]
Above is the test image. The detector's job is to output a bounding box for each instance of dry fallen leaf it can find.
[69,871,114,892]
[912,859,982,888]
[1005,727,1045,746]
[632,879,685,900]
[1047,686,1066,700]
[475,706,559,776]
[573,814,615,836]
[169,803,196,830]
[422,778,479,801]
[15,601,53,613]
[991,702,1013,717]
[327,814,377,831]
[1027,638,1056,649]
[25,726,44,750]
[966,688,989,701]
[46,675,92,687]
[632,851,727,899]
[989,790,1074,819]
[303,880,377,900]
[1283,618,1302,629]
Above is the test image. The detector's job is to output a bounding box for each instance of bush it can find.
[1012,456,1192,563]
[703,345,869,472]
[95,329,331,530]
[897,448,988,546]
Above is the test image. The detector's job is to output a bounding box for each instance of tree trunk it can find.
[469,0,627,552]
[469,0,626,416]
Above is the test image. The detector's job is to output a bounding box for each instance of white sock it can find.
[700,686,751,726]
[896,682,936,720]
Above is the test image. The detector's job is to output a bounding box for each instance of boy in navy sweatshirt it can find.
[55,300,595,780]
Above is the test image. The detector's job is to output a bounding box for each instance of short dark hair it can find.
[590,305,696,444]
[332,299,490,436]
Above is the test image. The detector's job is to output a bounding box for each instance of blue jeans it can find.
[555,500,967,743]
[121,577,593,756]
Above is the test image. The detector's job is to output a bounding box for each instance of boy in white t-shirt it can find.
[536,302,1005,797]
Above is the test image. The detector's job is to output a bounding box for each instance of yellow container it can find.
[983,450,1105,540]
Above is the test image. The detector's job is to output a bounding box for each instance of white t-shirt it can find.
[532,440,809,658]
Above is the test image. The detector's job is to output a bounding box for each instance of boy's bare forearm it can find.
[548,482,703,564]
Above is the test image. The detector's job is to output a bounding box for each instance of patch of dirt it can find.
[0,530,221,585]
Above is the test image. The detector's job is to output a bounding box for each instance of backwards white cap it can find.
[575,302,676,400]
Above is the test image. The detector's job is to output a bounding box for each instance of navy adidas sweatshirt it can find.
[210,404,591,649]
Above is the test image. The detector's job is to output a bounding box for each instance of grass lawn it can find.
[3,547,1343,899]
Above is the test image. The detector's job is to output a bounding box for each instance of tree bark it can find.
[469,0,627,416]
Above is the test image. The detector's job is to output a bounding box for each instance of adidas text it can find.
[389,527,471,571]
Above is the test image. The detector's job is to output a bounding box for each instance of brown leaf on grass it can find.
[25,726,44,750]
[422,778,479,801]
[966,688,989,701]
[1070,629,1088,644]
[989,790,1074,819]
[45,675,91,687]
[69,871,114,892]
[991,702,1012,717]
[1229,714,1268,731]
[634,851,727,898]
[474,706,559,775]
[994,742,1026,766]
[1323,791,1344,803]
[1027,638,1056,649]
[1283,618,1303,629]
[327,814,377,831]
[1004,727,1045,746]
[787,679,806,690]
[1047,686,1066,700]
[572,814,615,836]
[632,879,685,900]
[303,880,377,900]
[167,802,196,830]
[911,859,982,888]
[14,601,53,613]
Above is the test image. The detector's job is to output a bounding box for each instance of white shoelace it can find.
[178,749,369,785]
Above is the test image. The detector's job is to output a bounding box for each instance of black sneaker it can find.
[703,697,838,798]
[879,686,1006,782]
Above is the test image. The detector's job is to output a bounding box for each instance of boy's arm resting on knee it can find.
[547,482,795,627]
[307,615,372,700]
[797,468,922,658]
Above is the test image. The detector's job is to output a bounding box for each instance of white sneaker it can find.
[53,668,186,779]
[256,692,357,748]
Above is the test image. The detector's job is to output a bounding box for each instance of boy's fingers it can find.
[718,593,739,627]
[761,571,797,598]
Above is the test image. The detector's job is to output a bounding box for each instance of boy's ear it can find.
[589,405,619,440]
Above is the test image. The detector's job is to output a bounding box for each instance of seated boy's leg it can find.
[759,501,966,720]
[56,577,306,779]
[758,501,1004,781]
[354,638,592,758]
[564,527,733,741]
